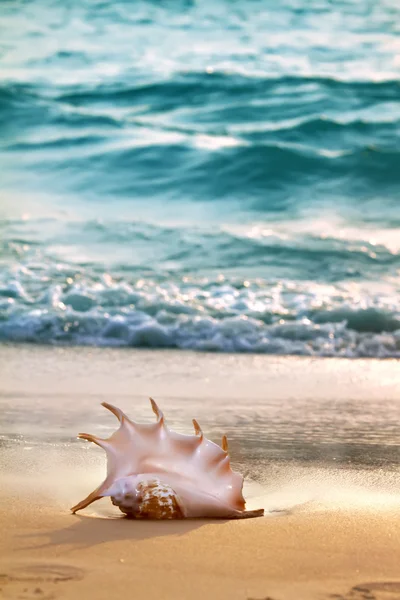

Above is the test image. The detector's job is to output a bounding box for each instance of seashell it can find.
[71,399,264,519]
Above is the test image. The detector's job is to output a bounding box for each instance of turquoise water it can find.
[0,0,399,356]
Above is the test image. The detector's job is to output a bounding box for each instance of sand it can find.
[1,345,400,600]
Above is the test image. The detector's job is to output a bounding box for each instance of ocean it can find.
[0,0,399,357]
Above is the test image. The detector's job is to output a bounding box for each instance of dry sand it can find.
[1,345,399,600]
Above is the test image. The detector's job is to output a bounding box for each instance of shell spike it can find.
[222,435,228,452]
[71,489,102,514]
[101,402,129,423]
[149,397,164,424]
[77,433,108,449]
[192,419,203,440]
[234,508,265,519]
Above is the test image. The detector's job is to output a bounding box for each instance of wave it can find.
[0,294,399,358]
[8,140,400,204]
[54,74,400,108]
[0,249,399,356]
[2,68,400,211]
[2,73,400,208]
[2,74,400,132]
[2,217,399,280]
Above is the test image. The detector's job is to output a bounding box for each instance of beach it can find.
[2,0,400,596]
[1,345,399,600]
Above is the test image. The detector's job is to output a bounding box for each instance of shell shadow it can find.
[19,513,221,553]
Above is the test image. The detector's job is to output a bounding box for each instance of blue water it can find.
[1,0,400,356]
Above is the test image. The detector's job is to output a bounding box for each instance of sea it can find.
[1,0,399,357]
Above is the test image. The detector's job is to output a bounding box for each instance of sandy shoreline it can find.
[1,345,399,599]
[1,497,400,600]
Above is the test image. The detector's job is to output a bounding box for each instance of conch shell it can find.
[71,399,264,519]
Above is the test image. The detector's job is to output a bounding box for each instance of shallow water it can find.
[1,0,400,356]
[1,346,399,465]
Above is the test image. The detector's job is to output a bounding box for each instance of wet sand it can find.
[0,345,399,600]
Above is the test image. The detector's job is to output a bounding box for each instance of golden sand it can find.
[1,491,400,600]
